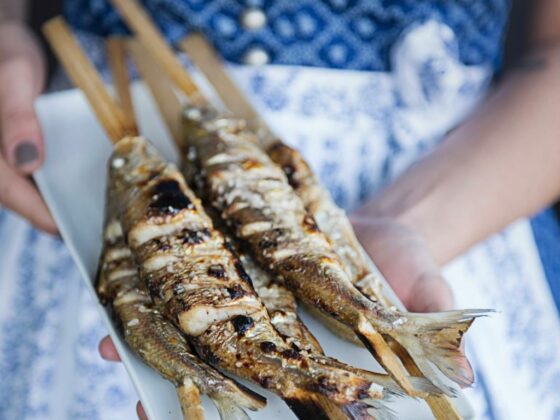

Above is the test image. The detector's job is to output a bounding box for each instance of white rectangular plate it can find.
[34,83,473,420]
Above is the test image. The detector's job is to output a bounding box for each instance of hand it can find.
[0,21,57,233]
[350,214,454,313]
[99,336,148,420]
[350,210,473,383]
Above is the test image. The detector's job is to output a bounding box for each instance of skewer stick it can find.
[127,40,184,148]
[181,33,464,420]
[106,37,138,135]
[180,34,264,133]
[109,0,207,108]
[42,17,130,144]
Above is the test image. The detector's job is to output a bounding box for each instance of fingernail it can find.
[15,141,39,167]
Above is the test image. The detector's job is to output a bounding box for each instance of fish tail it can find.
[388,309,491,394]
[367,373,442,399]
[356,320,419,396]
[291,356,428,420]
[308,357,441,420]
[176,379,205,420]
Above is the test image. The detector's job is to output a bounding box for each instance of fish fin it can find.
[176,379,205,420]
[217,380,267,412]
[286,392,353,420]
[213,398,251,420]
[390,309,491,394]
[299,357,422,419]
[362,399,397,420]
[367,374,443,399]
[402,376,442,396]
[326,390,396,420]
[356,320,419,396]
[94,248,109,304]
[303,301,362,345]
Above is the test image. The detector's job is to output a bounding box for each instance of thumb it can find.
[0,56,44,173]
[406,272,454,313]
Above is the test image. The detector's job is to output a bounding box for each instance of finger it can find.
[98,335,122,362]
[136,401,148,420]
[0,57,44,173]
[406,272,454,313]
[0,157,57,234]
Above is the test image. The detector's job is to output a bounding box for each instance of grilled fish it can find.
[96,187,265,420]
[109,136,409,419]
[263,141,385,346]
[264,141,472,418]
[167,184,441,420]
[183,183,415,420]
[182,111,488,396]
[182,154,325,356]
[266,141,390,308]
[229,237,443,420]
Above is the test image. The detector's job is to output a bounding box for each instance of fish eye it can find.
[112,157,127,169]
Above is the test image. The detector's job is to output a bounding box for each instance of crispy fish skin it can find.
[264,141,471,418]
[265,141,394,346]
[266,141,390,308]
[96,209,265,420]
[228,238,443,420]
[244,258,323,354]
[182,113,488,396]
[193,207,413,419]
[110,136,399,419]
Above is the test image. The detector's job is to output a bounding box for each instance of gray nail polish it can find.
[15,142,39,167]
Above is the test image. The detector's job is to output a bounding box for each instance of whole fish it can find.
[182,111,488,396]
[266,141,391,346]
[110,136,407,419]
[264,141,470,418]
[96,188,265,420]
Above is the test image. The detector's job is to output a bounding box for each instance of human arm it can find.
[353,0,560,309]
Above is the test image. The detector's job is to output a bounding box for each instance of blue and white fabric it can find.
[1,1,560,420]
[66,0,510,71]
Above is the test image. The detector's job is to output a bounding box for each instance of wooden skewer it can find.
[42,17,130,144]
[127,40,184,148]
[106,37,139,135]
[109,0,207,108]
[180,33,463,420]
[179,34,264,133]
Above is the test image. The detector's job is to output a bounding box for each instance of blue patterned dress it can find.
[1,1,559,419]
